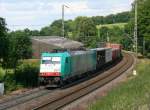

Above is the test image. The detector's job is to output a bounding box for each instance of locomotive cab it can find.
[39,52,70,85]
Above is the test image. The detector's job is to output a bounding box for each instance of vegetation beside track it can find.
[0,67,5,81]
[89,58,150,110]
[0,60,39,93]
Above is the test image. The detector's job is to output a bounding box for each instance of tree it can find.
[30,30,40,36]
[40,20,62,36]
[50,19,62,36]
[17,11,131,48]
[0,17,9,67]
[73,16,96,47]
[38,11,131,46]
[40,26,51,36]
[64,20,75,38]
[7,31,32,69]
[91,11,131,25]
[137,0,150,56]
[80,17,96,37]
[99,26,109,42]
[126,0,150,56]
[91,16,105,25]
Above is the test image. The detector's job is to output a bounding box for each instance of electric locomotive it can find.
[39,50,96,85]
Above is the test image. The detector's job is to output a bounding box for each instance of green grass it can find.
[96,23,127,29]
[89,59,150,110]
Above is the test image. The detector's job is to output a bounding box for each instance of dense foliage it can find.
[3,31,32,70]
[15,60,39,87]
[92,12,130,25]
[39,11,130,40]
[14,11,131,48]
[4,60,39,93]
[0,18,9,67]
[137,0,150,56]
[0,18,33,92]
[25,11,130,38]
[126,0,150,56]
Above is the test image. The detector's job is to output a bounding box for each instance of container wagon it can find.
[112,48,121,60]
[106,43,122,59]
[91,48,112,70]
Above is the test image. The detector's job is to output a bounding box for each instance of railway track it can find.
[0,52,134,110]
[0,87,54,110]
[32,52,134,110]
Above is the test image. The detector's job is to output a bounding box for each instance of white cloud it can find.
[0,0,134,31]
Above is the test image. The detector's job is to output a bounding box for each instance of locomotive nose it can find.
[39,72,61,77]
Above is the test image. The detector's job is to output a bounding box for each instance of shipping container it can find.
[91,48,106,69]
[106,43,122,50]
[112,48,117,60]
[105,48,112,63]
[112,48,122,60]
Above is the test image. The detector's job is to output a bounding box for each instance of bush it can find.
[146,53,150,58]
[0,67,5,82]
[15,61,39,87]
[4,74,18,93]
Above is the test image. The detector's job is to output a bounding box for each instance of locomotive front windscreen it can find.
[40,57,61,73]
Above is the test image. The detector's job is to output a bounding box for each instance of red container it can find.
[112,49,117,60]
[112,48,121,60]
[106,43,122,50]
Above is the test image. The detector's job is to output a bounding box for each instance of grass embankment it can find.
[89,59,150,110]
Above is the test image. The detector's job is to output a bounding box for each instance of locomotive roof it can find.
[41,52,70,57]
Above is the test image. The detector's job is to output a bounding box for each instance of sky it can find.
[0,0,134,31]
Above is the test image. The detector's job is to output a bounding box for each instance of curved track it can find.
[0,52,135,110]
[32,52,134,110]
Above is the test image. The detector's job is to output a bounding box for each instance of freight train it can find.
[39,43,122,86]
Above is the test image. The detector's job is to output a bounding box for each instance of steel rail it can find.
[0,87,53,110]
